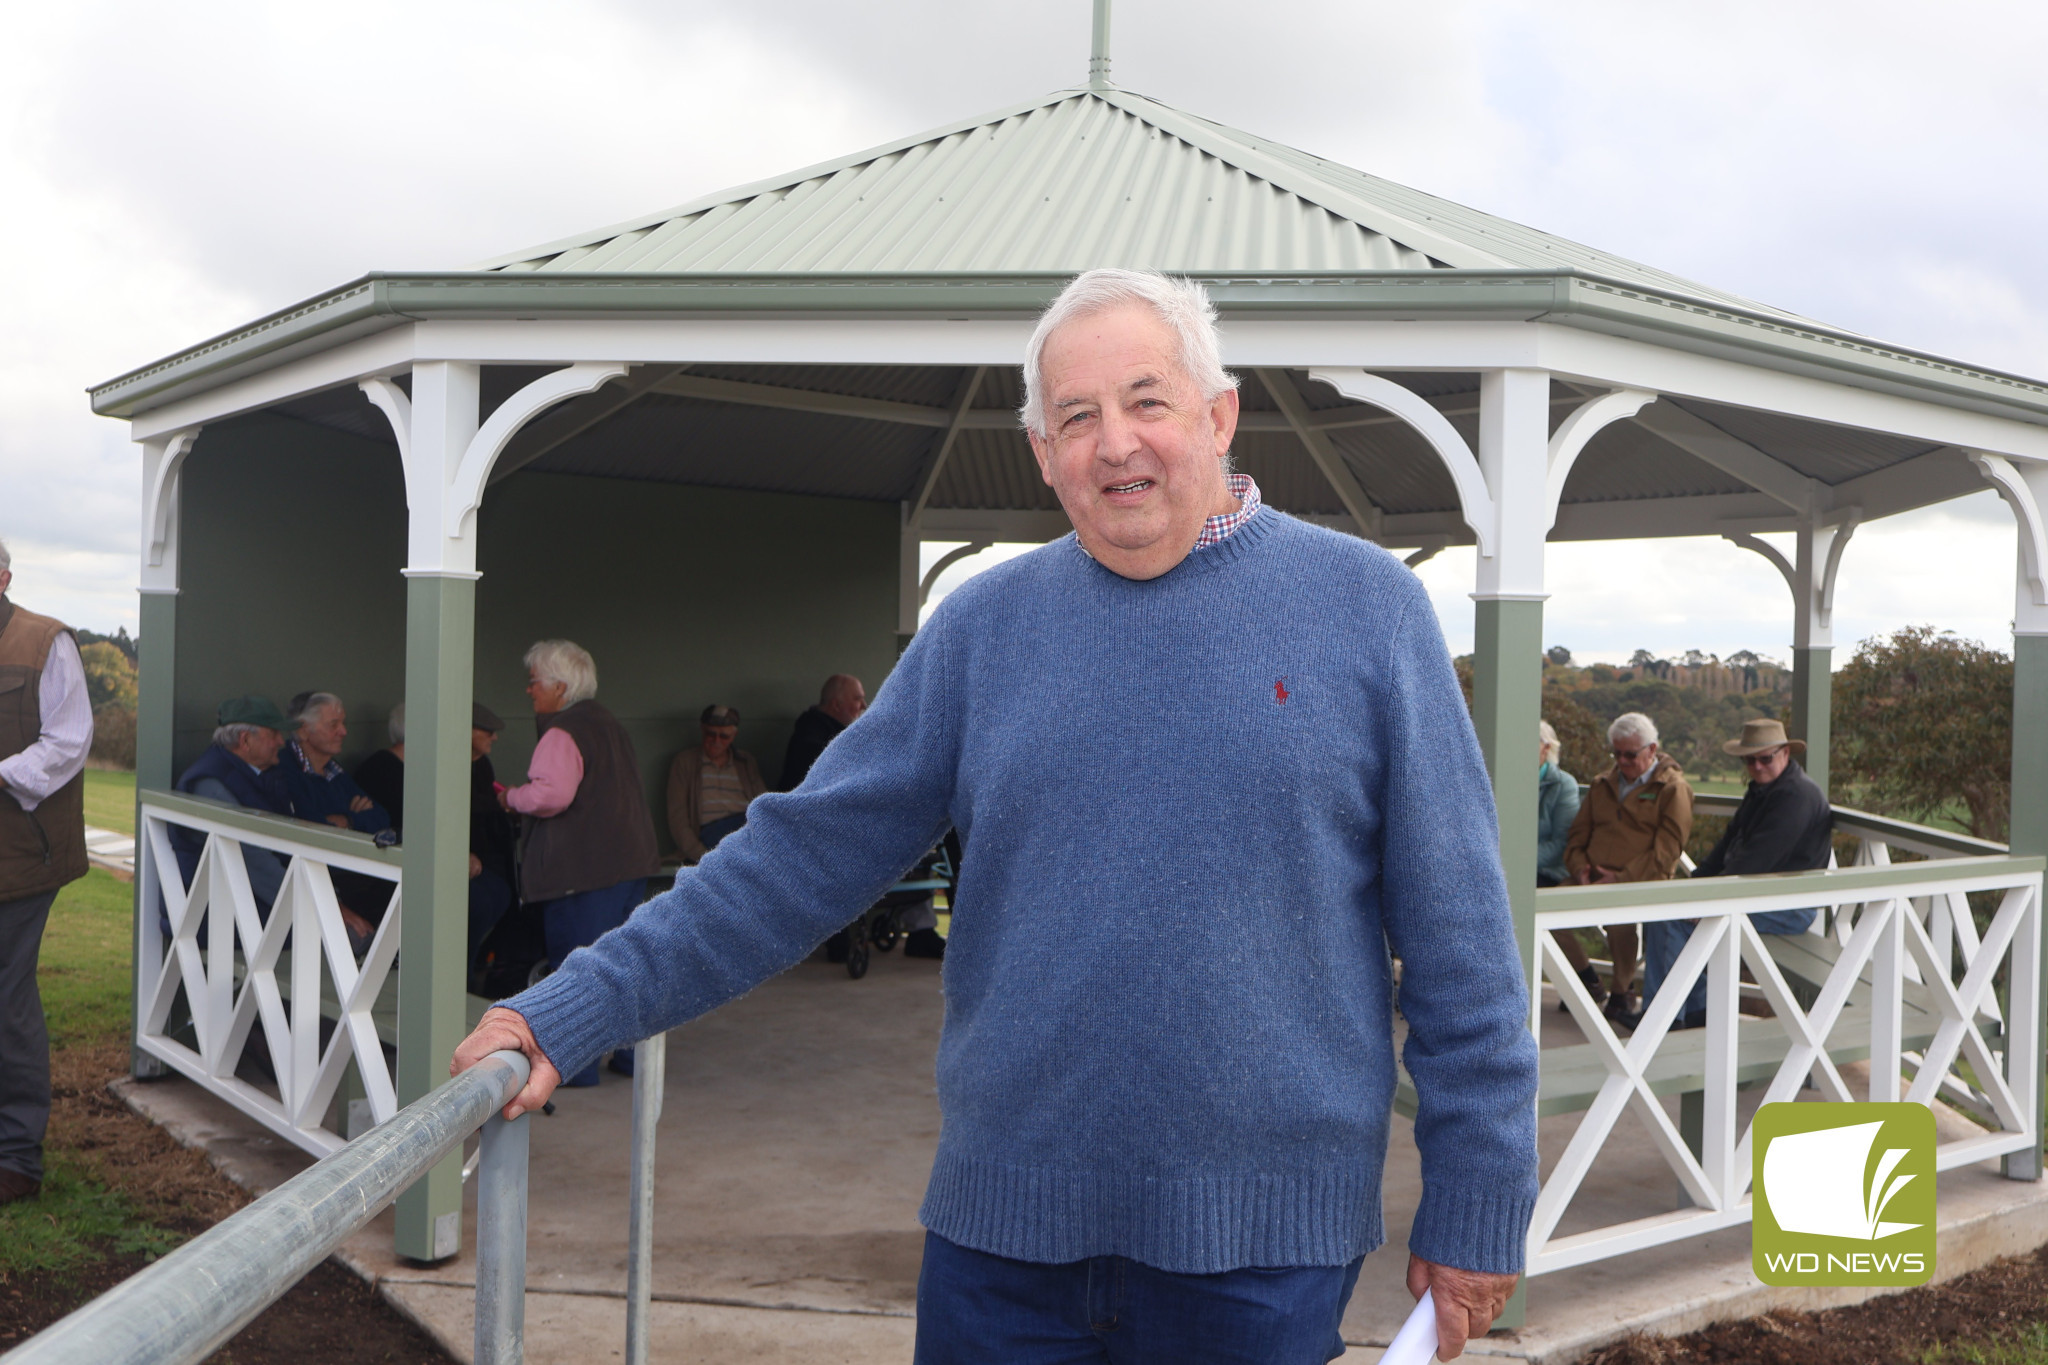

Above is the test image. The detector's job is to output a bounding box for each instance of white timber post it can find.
[1975,452,2048,1179]
[133,428,199,1081]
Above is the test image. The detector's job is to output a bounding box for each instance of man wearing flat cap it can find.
[666,704,766,865]
[1643,718,1833,1027]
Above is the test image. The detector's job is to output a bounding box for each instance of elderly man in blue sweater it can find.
[454,269,1539,1363]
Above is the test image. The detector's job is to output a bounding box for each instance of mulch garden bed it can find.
[0,1040,452,1362]
[1585,1243,2048,1364]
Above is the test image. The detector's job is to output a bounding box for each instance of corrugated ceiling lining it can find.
[1665,397,1945,484]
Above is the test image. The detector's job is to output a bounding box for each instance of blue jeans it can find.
[912,1231,1362,1365]
[1645,908,1817,1022]
[537,878,648,1085]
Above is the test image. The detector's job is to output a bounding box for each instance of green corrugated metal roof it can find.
[475,84,1805,324]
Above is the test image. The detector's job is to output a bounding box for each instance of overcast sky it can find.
[5,0,2043,665]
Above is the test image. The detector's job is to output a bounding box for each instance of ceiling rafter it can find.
[1256,368,1384,537]
[490,363,688,486]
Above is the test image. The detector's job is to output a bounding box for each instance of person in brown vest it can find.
[0,539,94,1204]
[500,639,659,1085]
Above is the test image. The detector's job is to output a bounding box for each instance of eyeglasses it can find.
[1741,749,1787,767]
[1610,747,1648,760]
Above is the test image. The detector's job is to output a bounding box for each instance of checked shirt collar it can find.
[1192,473,1262,551]
[285,737,346,781]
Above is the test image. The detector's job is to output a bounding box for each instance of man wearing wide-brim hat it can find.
[1642,718,1833,1029]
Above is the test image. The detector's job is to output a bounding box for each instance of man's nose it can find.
[1094,403,1141,463]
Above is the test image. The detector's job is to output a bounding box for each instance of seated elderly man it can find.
[1643,719,1833,1029]
[279,692,391,834]
[1564,711,1694,1024]
[779,674,866,791]
[171,696,297,922]
[667,705,766,864]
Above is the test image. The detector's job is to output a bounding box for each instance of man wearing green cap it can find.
[171,696,299,922]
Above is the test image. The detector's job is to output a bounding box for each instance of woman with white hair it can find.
[1561,711,1695,1026]
[1536,720,1603,1008]
[500,639,659,1084]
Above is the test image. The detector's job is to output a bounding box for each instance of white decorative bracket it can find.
[360,363,630,568]
[1308,368,1496,558]
[1543,390,1657,531]
[1814,507,1861,633]
[443,363,628,541]
[1972,452,2048,608]
[143,428,201,570]
[1721,531,1795,595]
[360,377,413,466]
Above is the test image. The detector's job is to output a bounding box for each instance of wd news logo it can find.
[1753,1102,1936,1287]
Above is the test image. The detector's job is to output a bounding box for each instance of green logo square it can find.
[1753,1102,1936,1287]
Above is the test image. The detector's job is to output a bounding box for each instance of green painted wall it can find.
[172,420,901,859]
[473,472,901,855]
[173,416,410,774]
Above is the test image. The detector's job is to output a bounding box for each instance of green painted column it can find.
[393,572,478,1261]
[1790,645,1832,797]
[2007,630,2048,1181]
[1472,598,1546,974]
[131,587,179,1080]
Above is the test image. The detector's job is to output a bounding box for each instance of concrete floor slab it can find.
[117,956,2048,1365]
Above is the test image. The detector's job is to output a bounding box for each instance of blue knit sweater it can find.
[506,510,1540,1274]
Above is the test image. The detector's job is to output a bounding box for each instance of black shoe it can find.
[1603,990,1636,1022]
[1673,1009,1707,1031]
[1561,965,1608,1012]
[607,1050,635,1078]
[0,1168,41,1205]
[904,928,946,960]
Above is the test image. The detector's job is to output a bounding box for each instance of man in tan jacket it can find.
[666,705,767,864]
[1563,711,1693,1024]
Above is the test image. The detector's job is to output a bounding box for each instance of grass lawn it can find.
[0,867,171,1283]
[33,866,134,1050]
[80,769,136,836]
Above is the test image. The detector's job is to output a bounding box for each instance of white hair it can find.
[524,639,597,706]
[1608,712,1659,748]
[1018,268,1239,441]
[1538,719,1561,765]
[387,702,406,746]
[0,534,10,577]
[213,722,268,749]
[289,691,343,731]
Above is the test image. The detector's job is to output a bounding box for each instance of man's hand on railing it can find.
[1406,1255,1517,1360]
[453,1007,562,1119]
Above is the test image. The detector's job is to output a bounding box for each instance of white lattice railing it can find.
[1527,801,2042,1276]
[135,790,404,1157]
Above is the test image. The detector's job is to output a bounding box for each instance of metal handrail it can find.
[2,1051,532,1365]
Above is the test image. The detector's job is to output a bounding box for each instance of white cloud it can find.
[3,0,2042,649]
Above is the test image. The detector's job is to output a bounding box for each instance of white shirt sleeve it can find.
[0,633,96,812]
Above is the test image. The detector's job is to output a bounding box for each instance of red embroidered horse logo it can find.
[1274,678,1290,704]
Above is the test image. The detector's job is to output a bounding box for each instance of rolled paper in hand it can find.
[1382,1287,1440,1365]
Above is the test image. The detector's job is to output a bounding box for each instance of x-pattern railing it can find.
[136,792,404,1156]
[1527,839,2042,1277]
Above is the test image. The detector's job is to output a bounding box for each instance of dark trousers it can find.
[536,878,647,1086]
[912,1231,1362,1365]
[0,890,58,1182]
[467,868,514,970]
[1645,907,1819,1021]
[698,812,746,852]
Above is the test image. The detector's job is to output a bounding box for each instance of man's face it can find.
[0,568,11,597]
[1611,737,1658,783]
[823,681,866,727]
[471,727,497,761]
[1027,304,1240,581]
[300,704,347,760]
[234,726,287,770]
[1743,745,1791,784]
[701,724,737,764]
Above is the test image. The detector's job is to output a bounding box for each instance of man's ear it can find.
[1027,430,1055,487]
[1208,387,1241,454]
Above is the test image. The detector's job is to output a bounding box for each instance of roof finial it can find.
[1088,0,1112,88]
